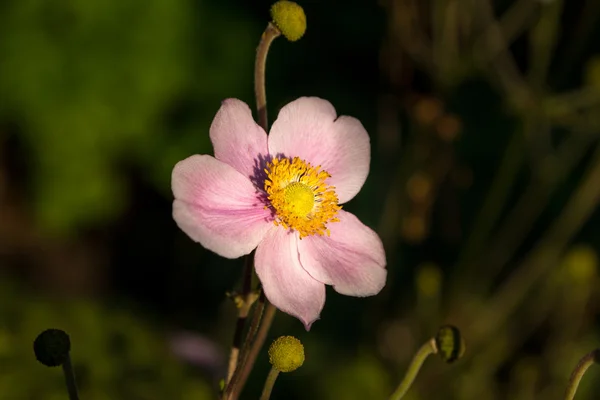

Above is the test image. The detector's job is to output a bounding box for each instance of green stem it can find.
[474,0,533,108]
[473,0,538,65]
[545,88,600,116]
[564,349,600,400]
[432,0,460,86]
[553,0,600,86]
[528,0,563,90]
[259,366,281,400]
[62,354,80,400]
[389,338,438,400]
[254,22,281,131]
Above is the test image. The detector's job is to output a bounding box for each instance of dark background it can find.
[1,0,600,398]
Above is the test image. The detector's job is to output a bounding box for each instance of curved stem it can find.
[254,22,281,131]
[389,338,438,400]
[259,366,280,400]
[564,349,600,400]
[223,18,281,400]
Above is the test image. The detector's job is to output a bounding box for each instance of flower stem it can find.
[564,349,600,400]
[62,354,80,400]
[226,253,257,384]
[223,16,282,400]
[259,366,280,400]
[389,338,438,400]
[225,301,277,400]
[238,291,266,366]
[254,22,281,131]
[222,292,264,399]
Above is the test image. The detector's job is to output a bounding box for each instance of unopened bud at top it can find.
[270,1,306,42]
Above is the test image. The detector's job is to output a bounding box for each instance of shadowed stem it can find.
[564,349,600,400]
[224,302,277,400]
[226,253,256,383]
[528,0,562,90]
[389,338,438,400]
[223,293,265,399]
[233,302,277,399]
[255,22,282,131]
[475,0,533,108]
[553,0,600,84]
[62,354,80,400]
[238,290,267,368]
[259,366,280,400]
[473,0,538,65]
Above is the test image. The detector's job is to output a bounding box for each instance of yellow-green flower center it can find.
[264,157,340,238]
[283,182,314,217]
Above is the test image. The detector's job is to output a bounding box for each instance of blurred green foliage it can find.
[0,276,213,400]
[320,354,390,400]
[0,0,255,235]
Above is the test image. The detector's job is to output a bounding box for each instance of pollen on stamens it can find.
[264,157,341,238]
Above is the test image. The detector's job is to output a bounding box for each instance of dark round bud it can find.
[435,325,465,363]
[33,329,71,367]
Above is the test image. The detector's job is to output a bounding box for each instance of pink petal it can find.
[210,99,269,180]
[172,155,272,259]
[298,210,386,296]
[268,97,371,203]
[255,227,325,329]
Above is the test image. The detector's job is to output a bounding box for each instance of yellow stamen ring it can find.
[264,157,340,238]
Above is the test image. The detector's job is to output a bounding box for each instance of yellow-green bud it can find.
[270,1,306,42]
[435,325,465,363]
[268,336,304,372]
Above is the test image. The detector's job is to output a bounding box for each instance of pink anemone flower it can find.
[172,97,387,329]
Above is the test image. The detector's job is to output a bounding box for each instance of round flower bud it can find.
[270,1,306,42]
[33,329,71,367]
[435,325,465,363]
[268,336,304,372]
